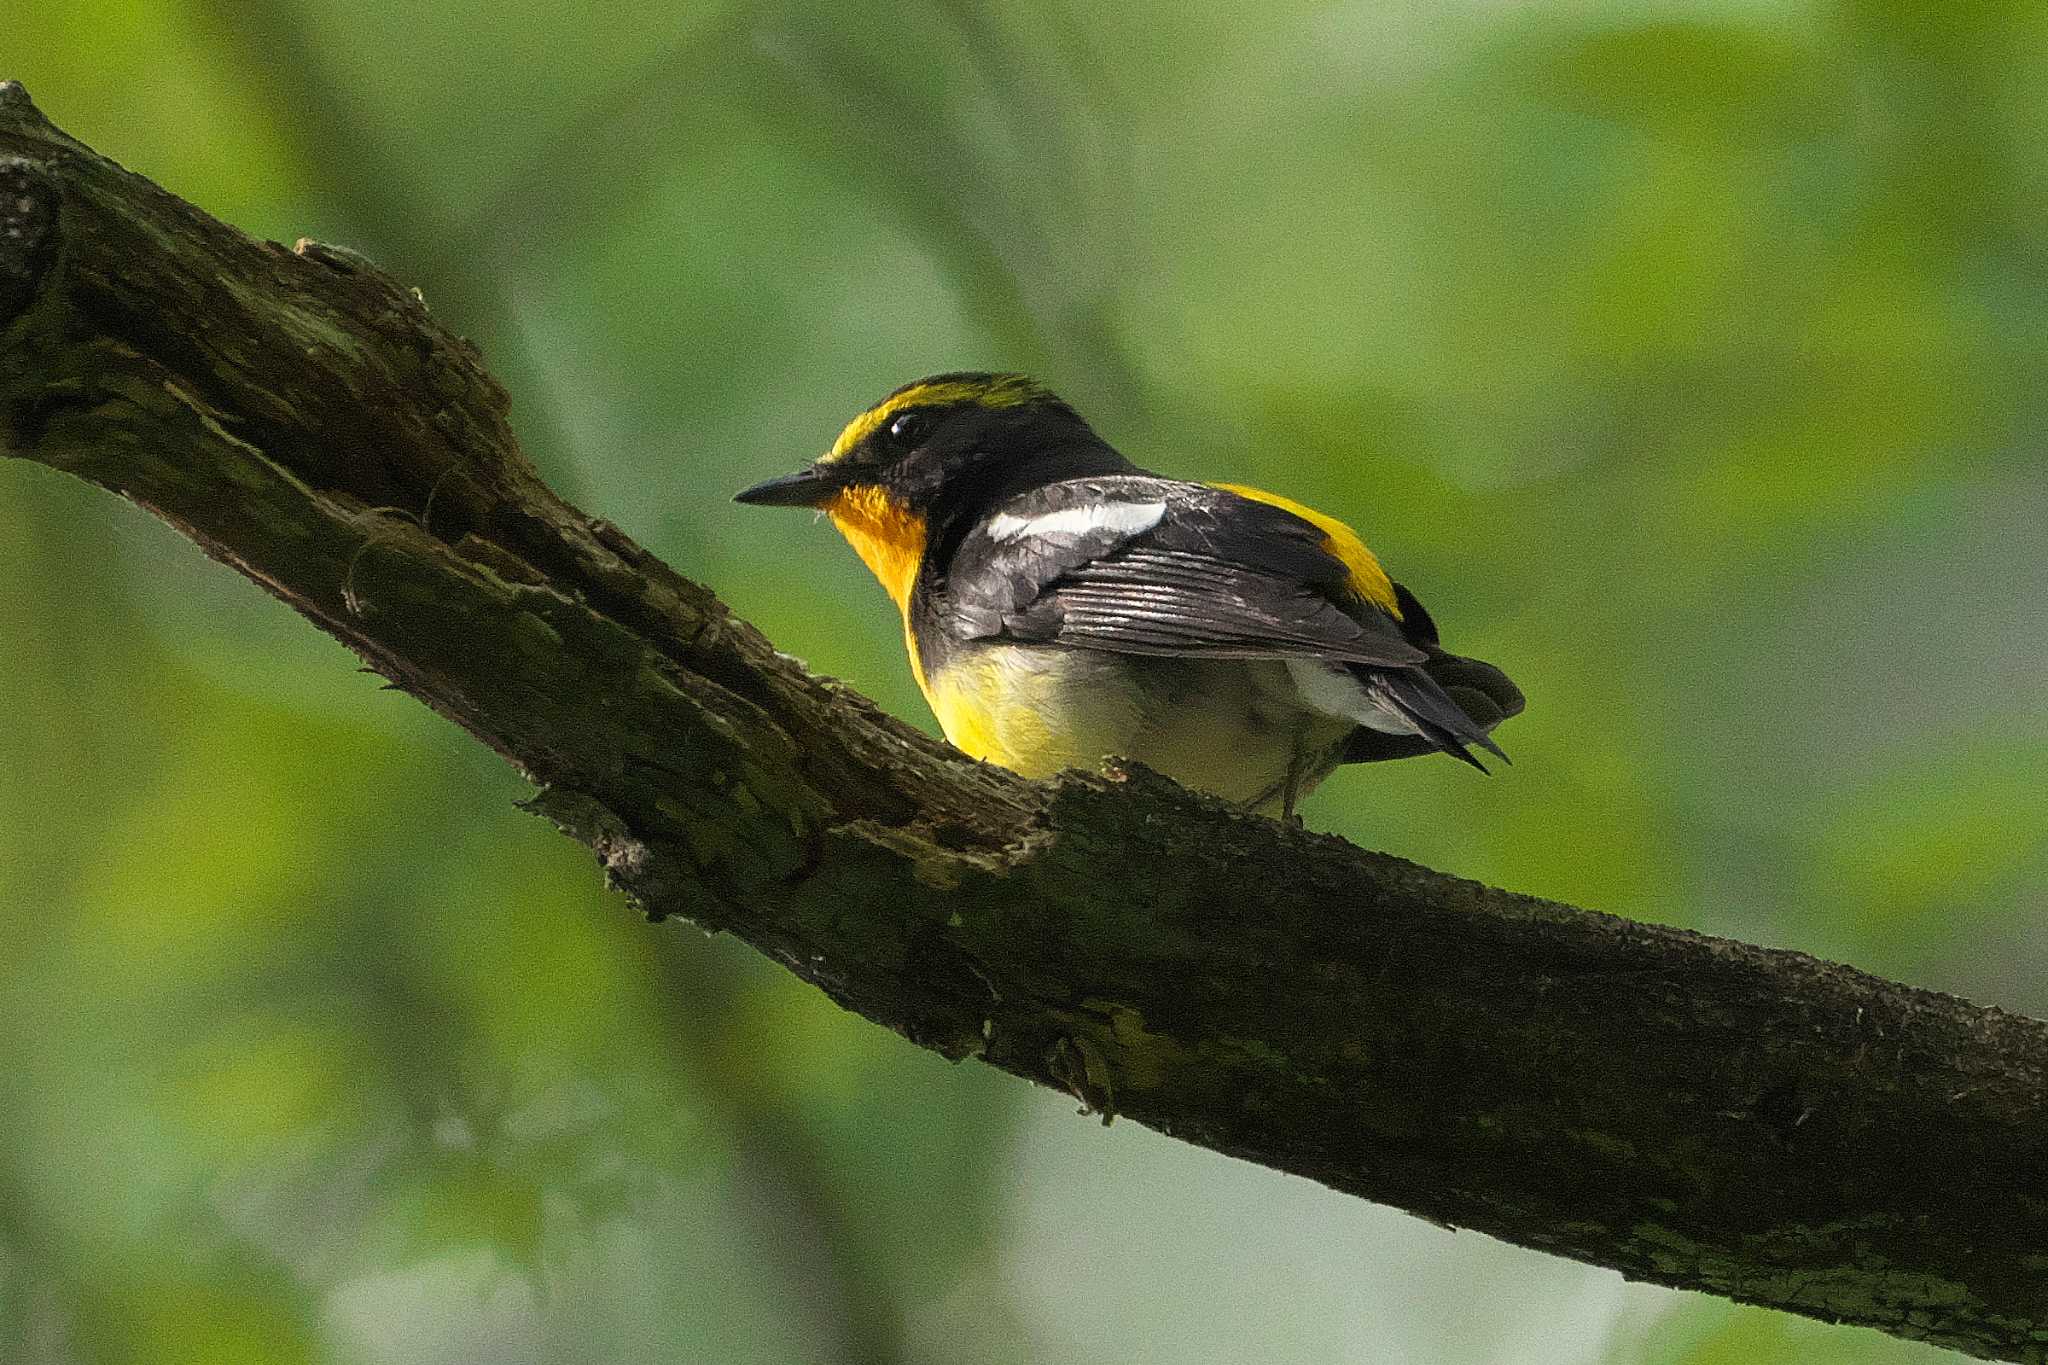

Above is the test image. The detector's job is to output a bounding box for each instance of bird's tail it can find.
[1344,649,1525,770]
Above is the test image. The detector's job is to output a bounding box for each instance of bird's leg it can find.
[1281,741,1310,825]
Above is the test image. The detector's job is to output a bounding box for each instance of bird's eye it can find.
[885,410,933,447]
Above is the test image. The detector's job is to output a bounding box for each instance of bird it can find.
[735,373,1522,819]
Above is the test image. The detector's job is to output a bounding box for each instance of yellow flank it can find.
[823,375,1047,462]
[924,649,1131,780]
[925,658,1049,772]
[921,646,1353,814]
[1210,482,1401,618]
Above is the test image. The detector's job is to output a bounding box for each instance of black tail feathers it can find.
[1344,649,1524,771]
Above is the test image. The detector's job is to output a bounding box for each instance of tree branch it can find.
[3,83,2044,1363]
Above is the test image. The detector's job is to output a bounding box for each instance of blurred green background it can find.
[4,0,2045,1360]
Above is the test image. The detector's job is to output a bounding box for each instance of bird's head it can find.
[735,372,1130,608]
[736,372,1123,517]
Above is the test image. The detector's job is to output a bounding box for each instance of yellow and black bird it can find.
[736,373,1522,818]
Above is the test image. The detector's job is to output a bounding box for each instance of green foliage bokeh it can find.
[4,1,2044,1361]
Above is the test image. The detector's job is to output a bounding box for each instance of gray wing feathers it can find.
[1047,551,1425,665]
[941,480,1423,667]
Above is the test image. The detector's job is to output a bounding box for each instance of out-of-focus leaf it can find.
[1811,738,2048,946]
[1504,17,1837,143]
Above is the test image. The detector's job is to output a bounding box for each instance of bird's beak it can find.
[733,461,850,508]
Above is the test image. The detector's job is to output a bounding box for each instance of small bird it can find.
[736,373,1522,818]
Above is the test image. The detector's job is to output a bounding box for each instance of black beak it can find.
[733,463,849,508]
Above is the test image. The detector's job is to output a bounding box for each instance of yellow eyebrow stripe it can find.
[1209,482,1402,618]
[823,376,1045,462]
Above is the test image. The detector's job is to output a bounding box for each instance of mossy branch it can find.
[4,83,2045,1363]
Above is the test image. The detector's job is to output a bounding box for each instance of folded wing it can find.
[938,476,1512,767]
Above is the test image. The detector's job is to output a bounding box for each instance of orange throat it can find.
[824,486,927,618]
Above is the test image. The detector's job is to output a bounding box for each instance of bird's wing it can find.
[938,475,1512,767]
[939,476,1426,668]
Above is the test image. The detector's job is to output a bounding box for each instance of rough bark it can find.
[3,82,2044,1362]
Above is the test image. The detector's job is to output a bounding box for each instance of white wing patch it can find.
[986,500,1167,543]
[1285,658,1422,735]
